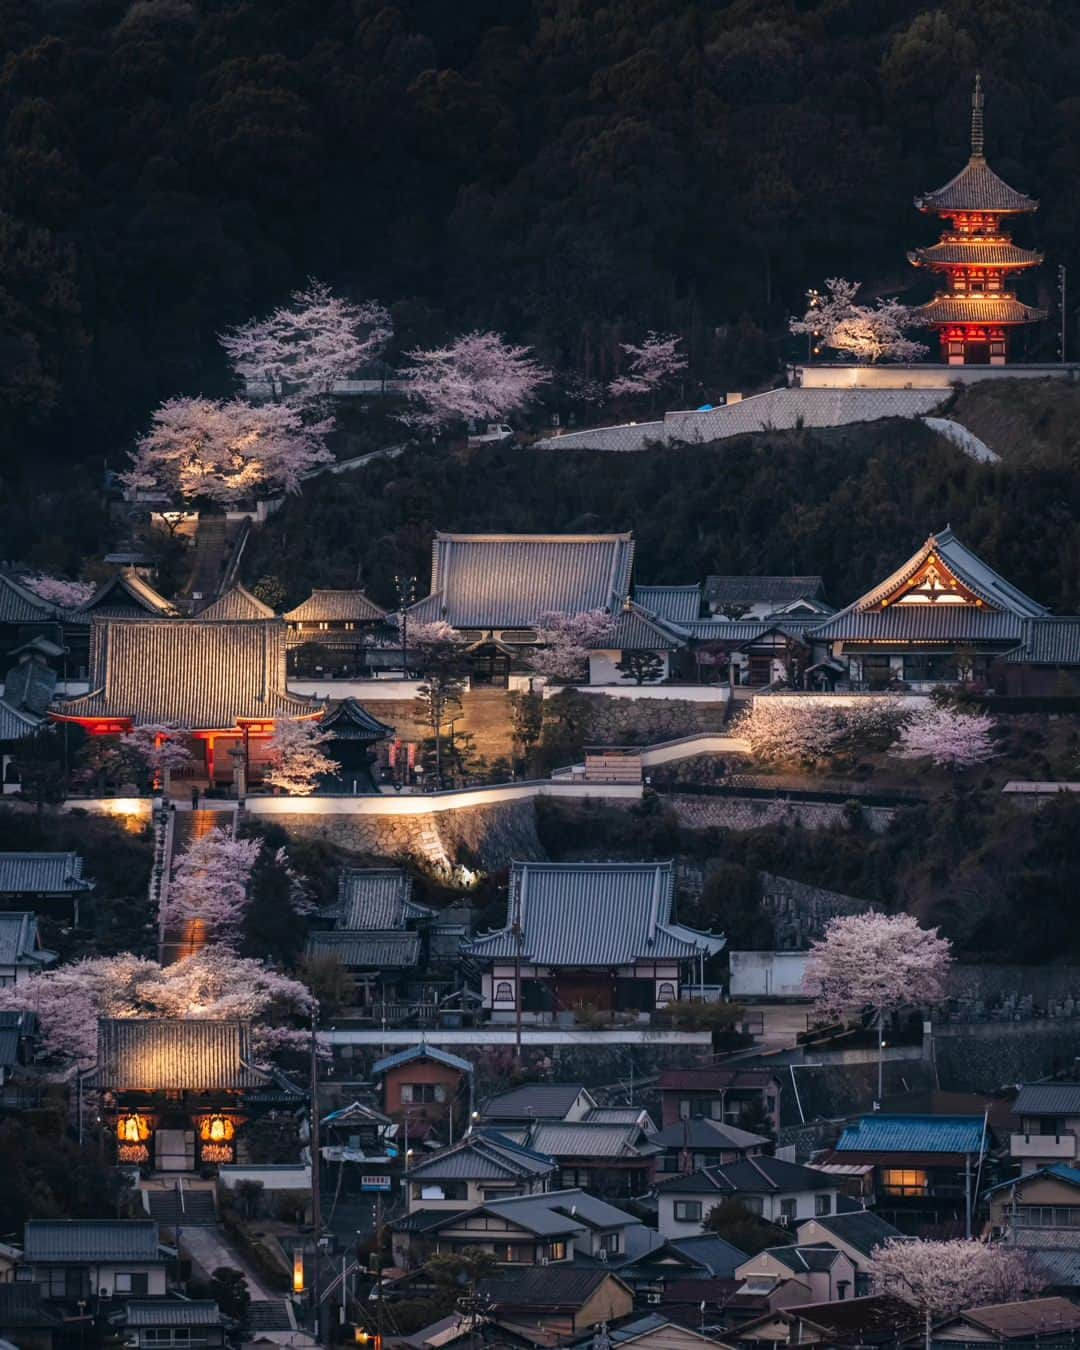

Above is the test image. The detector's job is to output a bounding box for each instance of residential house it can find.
[0,852,93,925]
[819,1114,988,1233]
[373,1043,473,1138]
[585,1106,657,1133]
[319,1100,398,1196]
[83,1018,305,1172]
[924,1298,1080,1348]
[480,1083,598,1127]
[404,1130,557,1213]
[112,1300,228,1349]
[794,1211,906,1294]
[17,1220,169,1304]
[1011,1084,1080,1174]
[614,1233,748,1306]
[657,1069,784,1136]
[391,1188,647,1271]
[571,1313,736,1350]
[0,1009,42,1110]
[464,861,723,1022]
[734,1294,920,1347]
[476,1267,634,1341]
[651,1119,770,1184]
[733,1243,857,1311]
[656,1158,842,1238]
[0,913,56,986]
[497,1118,660,1198]
[985,1165,1080,1291]
[0,1285,61,1350]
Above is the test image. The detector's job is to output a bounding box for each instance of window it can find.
[815,1194,832,1216]
[598,1232,621,1255]
[656,982,676,1005]
[741,1196,764,1216]
[115,1273,150,1294]
[560,1167,591,1188]
[674,1201,702,1223]
[780,1198,797,1223]
[494,981,514,1003]
[880,1168,928,1197]
[548,1241,567,1261]
[1015,1206,1080,1228]
[400,1083,445,1104]
[679,1098,714,1120]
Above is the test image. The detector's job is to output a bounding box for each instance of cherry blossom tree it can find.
[526,610,616,683]
[608,332,687,398]
[221,279,392,405]
[890,704,996,769]
[738,698,905,768]
[122,722,193,789]
[22,574,95,610]
[0,949,314,1067]
[398,330,549,430]
[163,828,263,945]
[121,396,333,506]
[263,718,340,795]
[790,277,928,363]
[872,1239,1042,1323]
[803,912,952,1098]
[403,619,466,670]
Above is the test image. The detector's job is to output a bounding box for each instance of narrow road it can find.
[180,1225,277,1299]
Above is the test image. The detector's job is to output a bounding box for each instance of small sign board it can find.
[361,1175,392,1192]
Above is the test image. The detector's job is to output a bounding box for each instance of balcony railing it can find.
[1011,1132,1077,1160]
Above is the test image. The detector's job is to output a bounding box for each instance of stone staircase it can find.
[144,1187,217,1227]
[183,514,230,610]
[246,1300,296,1332]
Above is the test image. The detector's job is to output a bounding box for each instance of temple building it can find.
[463,861,724,1022]
[909,77,1045,364]
[84,1018,305,1172]
[284,589,392,677]
[806,527,1067,691]
[49,616,322,787]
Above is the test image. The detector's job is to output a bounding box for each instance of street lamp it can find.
[394,574,416,679]
[805,287,822,362]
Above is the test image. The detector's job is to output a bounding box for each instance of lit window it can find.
[880,1168,928,1197]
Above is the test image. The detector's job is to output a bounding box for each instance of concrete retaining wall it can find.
[794,363,1080,389]
[640,734,751,765]
[558,684,730,704]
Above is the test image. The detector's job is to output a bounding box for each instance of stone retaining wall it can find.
[667,794,895,834]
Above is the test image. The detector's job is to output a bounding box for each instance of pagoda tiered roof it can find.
[916,158,1037,216]
[908,240,1042,269]
[913,295,1047,326]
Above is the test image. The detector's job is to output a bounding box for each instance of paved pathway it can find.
[180,1224,277,1300]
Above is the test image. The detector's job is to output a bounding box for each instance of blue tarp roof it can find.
[835,1114,986,1155]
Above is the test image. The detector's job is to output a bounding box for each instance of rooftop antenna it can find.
[971,73,985,160]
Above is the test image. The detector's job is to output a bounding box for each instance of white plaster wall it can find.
[548,684,729,703]
[729,951,810,998]
[588,651,670,684]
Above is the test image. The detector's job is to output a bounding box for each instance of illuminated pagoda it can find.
[909,76,1045,365]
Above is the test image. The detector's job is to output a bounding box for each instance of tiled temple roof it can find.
[705,576,825,610]
[0,573,57,623]
[601,602,685,651]
[319,698,394,742]
[285,589,387,622]
[76,568,177,619]
[0,913,55,969]
[86,1018,273,1090]
[916,157,1038,215]
[1004,617,1080,666]
[464,860,724,965]
[632,585,703,624]
[305,930,420,968]
[196,584,276,620]
[409,532,635,628]
[335,868,432,929]
[51,618,318,728]
[0,851,91,895]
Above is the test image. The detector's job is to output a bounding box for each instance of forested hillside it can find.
[243,417,1080,614]
[3,0,1080,475]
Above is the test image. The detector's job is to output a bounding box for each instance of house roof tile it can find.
[406,1132,555,1183]
[0,913,54,969]
[23,1220,162,1263]
[658,1156,837,1195]
[522,1120,656,1159]
[651,1118,769,1151]
[77,568,177,618]
[798,1210,905,1257]
[632,586,703,624]
[305,930,420,968]
[372,1043,472,1076]
[123,1302,224,1328]
[834,1114,986,1155]
[481,1083,593,1120]
[1005,617,1080,666]
[0,698,43,740]
[334,868,430,930]
[705,577,825,610]
[478,1265,623,1311]
[0,573,57,623]
[463,861,723,966]
[1013,1084,1080,1116]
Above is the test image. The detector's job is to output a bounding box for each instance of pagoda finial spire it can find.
[971,73,985,160]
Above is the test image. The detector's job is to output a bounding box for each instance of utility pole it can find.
[1059,264,1068,362]
[513,889,524,1070]
[394,574,415,678]
[310,1013,323,1343]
